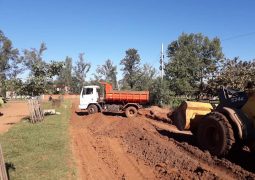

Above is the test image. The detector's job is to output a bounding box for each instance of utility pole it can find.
[160,43,164,80]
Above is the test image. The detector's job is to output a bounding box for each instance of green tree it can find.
[4,78,23,97]
[95,59,118,89]
[165,33,224,96]
[58,56,73,87]
[149,78,174,105]
[22,61,63,96]
[0,30,19,96]
[22,43,63,96]
[73,53,91,91]
[208,57,255,92]
[134,63,156,91]
[120,48,141,89]
[70,76,82,94]
[23,42,47,69]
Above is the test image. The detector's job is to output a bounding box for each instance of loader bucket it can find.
[170,101,213,130]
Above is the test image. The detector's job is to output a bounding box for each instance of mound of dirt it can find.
[71,102,255,179]
[139,106,172,124]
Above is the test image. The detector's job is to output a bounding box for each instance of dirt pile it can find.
[139,106,172,124]
[70,103,255,179]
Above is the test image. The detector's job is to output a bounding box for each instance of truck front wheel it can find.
[88,104,98,114]
[125,106,138,118]
[196,112,235,156]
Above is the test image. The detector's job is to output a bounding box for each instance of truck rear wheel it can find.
[197,112,235,156]
[125,106,138,118]
[88,104,98,114]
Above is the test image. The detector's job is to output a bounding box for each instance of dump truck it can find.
[170,88,255,156]
[79,82,149,117]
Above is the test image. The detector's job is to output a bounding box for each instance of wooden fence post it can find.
[28,99,44,123]
[0,144,8,180]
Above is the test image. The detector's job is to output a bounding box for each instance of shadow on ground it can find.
[227,149,255,173]
[76,111,126,117]
[5,122,16,125]
[76,111,89,116]
[5,162,15,180]
[157,129,196,146]
[145,114,172,124]
[103,112,125,117]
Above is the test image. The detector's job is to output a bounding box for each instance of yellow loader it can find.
[170,88,255,156]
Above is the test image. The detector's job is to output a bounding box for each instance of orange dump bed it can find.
[102,82,149,104]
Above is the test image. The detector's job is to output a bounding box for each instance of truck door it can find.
[79,87,98,110]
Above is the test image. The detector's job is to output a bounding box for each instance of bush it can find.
[149,78,174,106]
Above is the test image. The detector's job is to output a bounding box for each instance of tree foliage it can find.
[4,78,23,97]
[165,33,224,95]
[73,53,91,91]
[22,61,64,96]
[0,30,20,96]
[208,57,255,92]
[22,43,63,96]
[149,78,174,105]
[95,59,118,89]
[23,43,47,69]
[0,31,19,74]
[58,56,73,87]
[120,48,141,89]
[134,63,156,91]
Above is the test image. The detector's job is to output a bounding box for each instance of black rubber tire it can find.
[196,112,235,157]
[87,104,98,114]
[125,106,138,118]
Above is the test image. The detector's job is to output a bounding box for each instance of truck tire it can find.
[88,104,98,114]
[196,112,235,156]
[125,106,138,118]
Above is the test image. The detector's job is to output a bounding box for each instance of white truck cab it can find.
[79,85,100,110]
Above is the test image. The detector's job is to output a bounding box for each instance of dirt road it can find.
[70,102,255,179]
[0,101,29,134]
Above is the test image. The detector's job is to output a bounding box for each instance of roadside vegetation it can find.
[0,100,75,180]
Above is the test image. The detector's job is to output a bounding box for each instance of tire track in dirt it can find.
[70,113,115,179]
[70,102,155,179]
[108,138,155,179]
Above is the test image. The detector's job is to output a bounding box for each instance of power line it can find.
[222,31,255,41]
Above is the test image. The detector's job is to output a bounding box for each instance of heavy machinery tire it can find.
[196,112,235,156]
[88,104,98,114]
[125,106,138,118]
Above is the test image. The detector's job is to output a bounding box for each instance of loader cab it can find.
[79,85,100,110]
[218,88,248,109]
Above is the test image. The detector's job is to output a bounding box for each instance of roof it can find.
[83,85,100,89]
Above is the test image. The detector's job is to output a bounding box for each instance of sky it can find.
[1,0,255,80]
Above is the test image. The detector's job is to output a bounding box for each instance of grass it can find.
[0,100,76,180]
